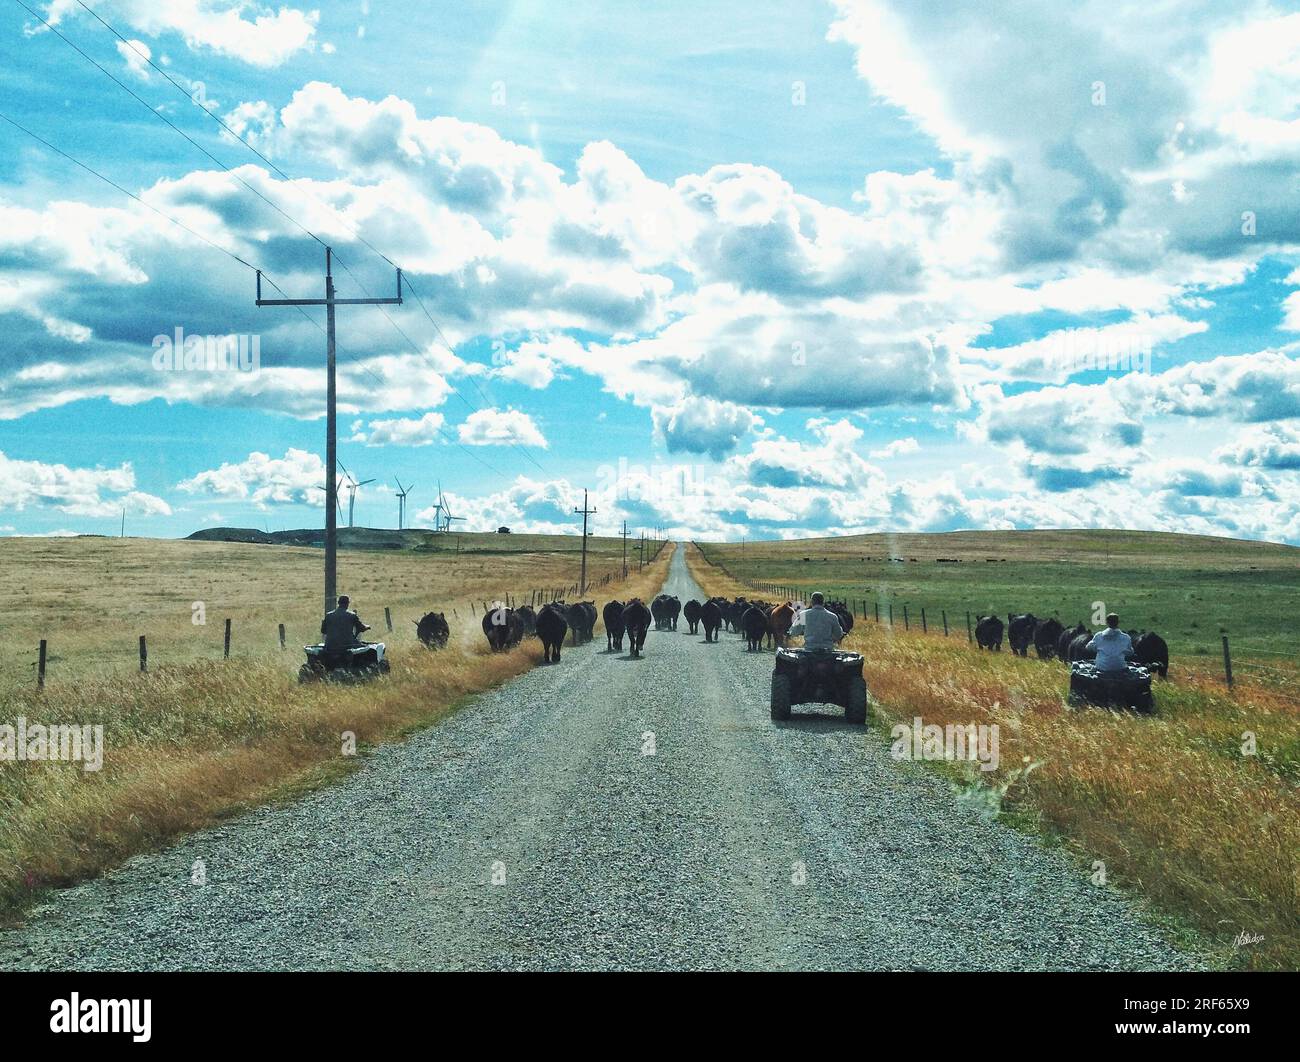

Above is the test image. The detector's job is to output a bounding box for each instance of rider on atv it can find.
[788,592,844,650]
[321,595,370,661]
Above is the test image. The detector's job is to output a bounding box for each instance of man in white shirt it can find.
[1086,613,1133,673]
[788,592,845,652]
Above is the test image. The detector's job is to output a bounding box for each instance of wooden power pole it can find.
[620,519,630,578]
[574,488,597,595]
[256,247,402,612]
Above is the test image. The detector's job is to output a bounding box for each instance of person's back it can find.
[1086,614,1132,673]
[321,595,368,654]
[790,594,843,652]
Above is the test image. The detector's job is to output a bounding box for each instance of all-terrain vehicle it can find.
[1068,660,1154,714]
[771,647,868,724]
[298,641,390,684]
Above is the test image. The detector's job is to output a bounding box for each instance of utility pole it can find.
[574,489,597,594]
[120,507,125,539]
[620,519,630,578]
[256,246,402,612]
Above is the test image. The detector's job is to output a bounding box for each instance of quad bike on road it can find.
[771,648,869,724]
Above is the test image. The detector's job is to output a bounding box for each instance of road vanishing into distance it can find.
[0,545,1191,971]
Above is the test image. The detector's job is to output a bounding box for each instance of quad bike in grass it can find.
[1068,660,1155,714]
[771,647,869,724]
[298,641,390,684]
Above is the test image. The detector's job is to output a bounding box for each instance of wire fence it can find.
[30,541,670,688]
[696,546,1297,696]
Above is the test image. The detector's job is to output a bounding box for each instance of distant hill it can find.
[186,527,436,550]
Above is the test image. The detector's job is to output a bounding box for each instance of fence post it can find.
[223,618,231,659]
[385,607,393,633]
[942,610,949,637]
[1222,635,1234,689]
[887,603,892,627]
[139,634,147,673]
[904,605,910,631]
[966,611,972,644]
[38,638,47,688]
[278,623,286,650]
[875,602,880,623]
[921,608,927,634]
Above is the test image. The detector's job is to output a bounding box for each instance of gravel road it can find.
[0,545,1193,971]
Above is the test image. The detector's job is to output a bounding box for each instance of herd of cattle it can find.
[973,613,1170,677]
[411,593,860,663]
[414,596,1170,679]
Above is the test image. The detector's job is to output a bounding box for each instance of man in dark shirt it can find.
[321,595,370,658]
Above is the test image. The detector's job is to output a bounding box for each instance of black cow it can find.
[415,611,449,649]
[481,604,523,651]
[1066,631,1096,663]
[623,598,652,657]
[700,599,723,642]
[515,605,537,638]
[1034,617,1065,660]
[975,615,1003,651]
[536,602,568,663]
[1058,623,1087,662]
[683,599,702,634]
[742,604,768,652]
[1008,613,1037,657]
[603,600,626,650]
[828,601,855,635]
[1131,631,1169,678]
[651,594,680,631]
[567,601,596,644]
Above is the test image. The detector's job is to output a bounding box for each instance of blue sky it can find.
[2,1,1300,542]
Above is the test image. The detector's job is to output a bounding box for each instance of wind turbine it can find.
[338,462,375,529]
[394,478,413,530]
[440,486,465,532]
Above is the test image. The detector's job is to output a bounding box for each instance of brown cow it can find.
[769,602,796,649]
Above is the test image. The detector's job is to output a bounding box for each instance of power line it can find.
[64,0,548,475]
[0,107,511,485]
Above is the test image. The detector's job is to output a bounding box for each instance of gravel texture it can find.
[0,546,1193,971]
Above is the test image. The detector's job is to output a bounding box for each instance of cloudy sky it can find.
[2,0,1299,543]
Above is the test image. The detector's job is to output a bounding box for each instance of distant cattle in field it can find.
[603,600,626,651]
[536,603,568,663]
[742,605,768,651]
[415,611,449,649]
[1008,614,1037,656]
[623,599,652,657]
[683,599,703,634]
[701,599,723,642]
[1058,623,1087,661]
[975,615,1003,651]
[1131,631,1169,678]
[482,604,524,651]
[769,602,796,648]
[1034,617,1065,660]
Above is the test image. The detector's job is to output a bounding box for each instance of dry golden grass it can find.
[0,537,672,916]
[686,543,1300,970]
[1,533,661,691]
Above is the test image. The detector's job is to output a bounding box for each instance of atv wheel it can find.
[297,664,318,684]
[771,673,792,722]
[379,658,391,675]
[845,676,868,724]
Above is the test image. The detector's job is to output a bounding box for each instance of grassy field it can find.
[686,539,1300,971]
[698,529,1300,680]
[3,531,664,693]
[0,533,671,915]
